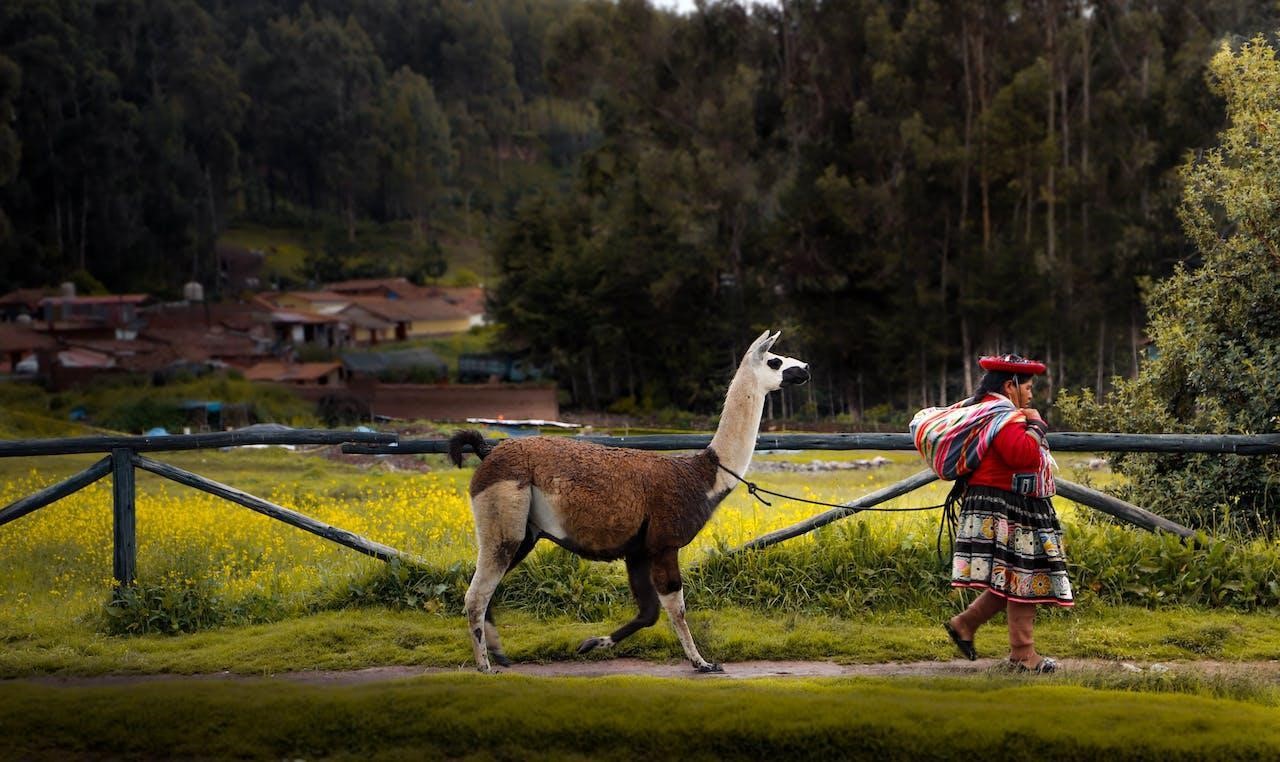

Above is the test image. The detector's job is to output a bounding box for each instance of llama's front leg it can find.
[578,554,659,654]
[652,550,722,673]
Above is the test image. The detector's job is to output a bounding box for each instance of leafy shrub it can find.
[97,398,186,434]
[1057,36,1280,532]
[326,558,470,615]
[104,576,226,635]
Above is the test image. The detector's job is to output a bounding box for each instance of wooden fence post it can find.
[111,447,137,587]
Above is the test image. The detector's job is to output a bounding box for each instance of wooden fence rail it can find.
[343,431,1280,456]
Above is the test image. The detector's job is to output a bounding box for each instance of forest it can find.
[1,0,1277,415]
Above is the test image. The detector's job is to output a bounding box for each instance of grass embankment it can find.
[3,673,1280,760]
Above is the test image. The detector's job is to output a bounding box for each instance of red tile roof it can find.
[0,322,58,353]
[345,296,470,322]
[39,294,150,306]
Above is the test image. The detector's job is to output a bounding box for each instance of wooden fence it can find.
[4,429,1278,589]
[345,431,1280,550]
[0,428,401,587]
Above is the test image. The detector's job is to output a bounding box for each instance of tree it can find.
[1058,33,1280,532]
[0,54,20,252]
[376,66,453,236]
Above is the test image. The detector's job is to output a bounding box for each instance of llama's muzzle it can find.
[782,365,810,386]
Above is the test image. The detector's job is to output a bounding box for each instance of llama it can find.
[448,330,809,672]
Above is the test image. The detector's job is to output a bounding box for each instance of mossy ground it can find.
[3,670,1280,760]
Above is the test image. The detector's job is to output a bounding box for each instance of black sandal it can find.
[1009,656,1057,674]
[943,622,977,661]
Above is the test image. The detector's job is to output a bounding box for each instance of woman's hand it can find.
[1021,407,1043,423]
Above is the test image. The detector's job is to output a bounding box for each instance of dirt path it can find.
[15,658,1280,687]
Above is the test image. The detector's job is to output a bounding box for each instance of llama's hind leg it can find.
[652,549,721,673]
[465,483,531,672]
[484,529,538,668]
[578,554,659,654]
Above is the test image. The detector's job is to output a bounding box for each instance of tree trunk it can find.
[1130,311,1140,378]
[1044,343,1055,405]
[1045,4,1056,274]
[1095,318,1107,401]
[1080,8,1091,315]
[79,179,89,272]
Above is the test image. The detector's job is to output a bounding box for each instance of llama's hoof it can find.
[696,662,724,673]
[490,652,513,668]
[577,636,613,654]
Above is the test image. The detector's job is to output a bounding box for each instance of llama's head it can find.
[744,330,809,392]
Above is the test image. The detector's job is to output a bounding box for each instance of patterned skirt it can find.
[951,485,1074,606]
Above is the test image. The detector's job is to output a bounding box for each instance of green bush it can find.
[1058,36,1280,532]
[103,577,226,635]
[97,397,187,434]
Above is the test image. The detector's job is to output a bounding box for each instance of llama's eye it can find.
[767,358,782,370]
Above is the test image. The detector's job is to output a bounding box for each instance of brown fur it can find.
[471,438,723,557]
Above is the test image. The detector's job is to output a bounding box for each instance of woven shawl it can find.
[910,397,1023,481]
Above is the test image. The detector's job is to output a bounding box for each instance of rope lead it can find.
[715,462,944,514]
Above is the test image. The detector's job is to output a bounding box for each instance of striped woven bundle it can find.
[909,397,1023,481]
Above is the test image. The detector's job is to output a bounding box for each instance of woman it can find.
[940,354,1073,673]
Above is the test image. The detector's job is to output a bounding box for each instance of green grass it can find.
[3,672,1280,760]
[220,223,312,282]
[2,605,1279,678]
[219,219,493,286]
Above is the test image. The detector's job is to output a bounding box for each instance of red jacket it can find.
[967,395,1048,492]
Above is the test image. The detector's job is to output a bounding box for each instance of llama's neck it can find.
[708,365,765,492]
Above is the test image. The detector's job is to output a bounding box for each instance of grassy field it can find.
[3,438,1280,757]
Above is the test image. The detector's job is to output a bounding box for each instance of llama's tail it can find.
[448,429,492,467]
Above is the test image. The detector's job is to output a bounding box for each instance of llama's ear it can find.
[754,330,779,357]
[749,330,771,353]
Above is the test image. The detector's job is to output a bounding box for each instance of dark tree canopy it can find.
[2,0,1278,419]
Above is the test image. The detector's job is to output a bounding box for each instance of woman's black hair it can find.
[963,371,1024,406]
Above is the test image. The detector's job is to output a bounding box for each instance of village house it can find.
[326,277,423,300]
[259,290,352,316]
[263,306,347,348]
[339,295,472,341]
[40,293,150,332]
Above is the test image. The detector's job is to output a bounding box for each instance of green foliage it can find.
[104,577,226,636]
[1069,524,1280,610]
[21,373,319,433]
[5,1,1280,417]
[329,558,469,615]
[96,397,186,435]
[1058,35,1280,531]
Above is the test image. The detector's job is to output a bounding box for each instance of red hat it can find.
[978,354,1047,375]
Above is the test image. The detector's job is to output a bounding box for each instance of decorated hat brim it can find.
[978,357,1047,375]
